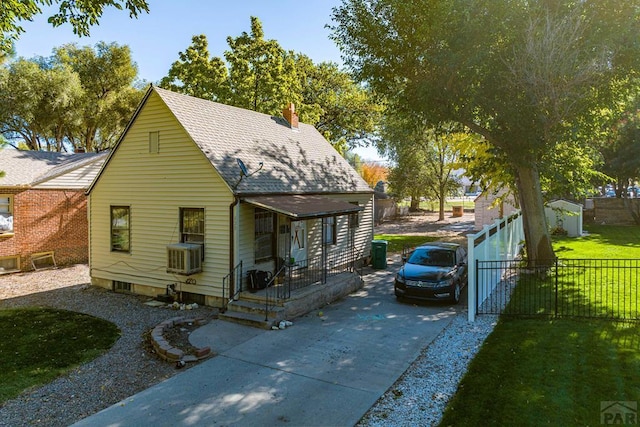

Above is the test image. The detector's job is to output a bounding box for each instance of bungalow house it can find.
[87,86,374,326]
[0,149,107,272]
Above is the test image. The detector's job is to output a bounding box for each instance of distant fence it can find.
[467,211,524,321]
[374,200,409,225]
[476,258,640,321]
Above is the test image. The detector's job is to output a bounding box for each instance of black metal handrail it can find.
[264,264,287,322]
[222,260,243,312]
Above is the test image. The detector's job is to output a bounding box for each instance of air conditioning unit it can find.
[166,243,202,275]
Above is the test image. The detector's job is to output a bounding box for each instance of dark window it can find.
[180,208,205,258]
[349,202,360,229]
[149,131,159,153]
[255,209,275,262]
[110,206,130,252]
[323,216,336,245]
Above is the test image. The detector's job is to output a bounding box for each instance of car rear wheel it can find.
[451,282,461,304]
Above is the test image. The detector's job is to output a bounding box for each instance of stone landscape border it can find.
[150,316,212,363]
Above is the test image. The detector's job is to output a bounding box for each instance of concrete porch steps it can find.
[218,310,274,330]
[219,271,364,329]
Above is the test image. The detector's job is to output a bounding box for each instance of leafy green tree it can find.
[1,0,149,55]
[0,42,140,152]
[224,16,301,115]
[331,0,640,263]
[160,35,229,101]
[296,58,382,149]
[54,41,141,151]
[380,113,463,219]
[600,98,640,196]
[0,58,82,150]
[160,17,382,152]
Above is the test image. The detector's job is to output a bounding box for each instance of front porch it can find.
[219,270,364,328]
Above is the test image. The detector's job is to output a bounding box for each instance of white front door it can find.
[290,220,307,263]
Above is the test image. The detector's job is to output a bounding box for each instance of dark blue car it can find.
[394,242,468,304]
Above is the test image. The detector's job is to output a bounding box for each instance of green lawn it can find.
[0,307,120,404]
[439,225,640,427]
[373,234,439,254]
[397,199,475,212]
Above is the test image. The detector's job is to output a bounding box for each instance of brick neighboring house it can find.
[0,149,107,273]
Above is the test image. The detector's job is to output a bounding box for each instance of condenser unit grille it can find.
[166,243,202,275]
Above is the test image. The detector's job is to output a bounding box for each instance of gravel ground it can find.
[358,313,498,426]
[0,265,216,427]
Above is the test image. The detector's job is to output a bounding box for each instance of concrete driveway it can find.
[72,256,458,427]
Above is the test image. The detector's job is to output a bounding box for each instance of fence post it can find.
[554,258,559,318]
[494,219,501,260]
[467,233,476,322]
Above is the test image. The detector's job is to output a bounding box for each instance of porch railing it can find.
[225,247,364,321]
[282,246,362,294]
[222,260,243,312]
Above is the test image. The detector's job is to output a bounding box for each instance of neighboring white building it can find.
[545,199,583,237]
[474,188,519,230]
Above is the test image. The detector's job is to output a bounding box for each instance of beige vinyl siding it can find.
[292,193,373,262]
[33,162,103,190]
[237,194,373,274]
[323,193,373,259]
[237,203,257,276]
[89,91,233,298]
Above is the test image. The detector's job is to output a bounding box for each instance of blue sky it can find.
[13,0,384,161]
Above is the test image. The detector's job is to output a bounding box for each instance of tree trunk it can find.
[438,185,445,221]
[410,196,420,211]
[515,163,555,265]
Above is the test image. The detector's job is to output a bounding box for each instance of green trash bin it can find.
[371,240,388,269]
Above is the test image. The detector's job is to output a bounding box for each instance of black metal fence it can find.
[476,259,640,321]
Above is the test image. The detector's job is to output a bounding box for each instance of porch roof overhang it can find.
[242,195,364,219]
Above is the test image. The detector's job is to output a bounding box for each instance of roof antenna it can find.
[234,158,263,189]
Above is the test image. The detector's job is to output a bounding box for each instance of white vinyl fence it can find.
[467,211,524,321]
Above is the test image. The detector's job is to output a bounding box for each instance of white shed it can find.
[545,199,583,237]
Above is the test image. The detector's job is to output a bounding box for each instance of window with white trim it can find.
[180,207,205,258]
[0,195,13,234]
[110,206,130,252]
[323,216,336,245]
[255,209,275,262]
[349,202,360,229]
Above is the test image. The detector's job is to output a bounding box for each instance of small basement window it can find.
[113,280,132,293]
[0,256,20,274]
[31,251,56,270]
[181,291,205,306]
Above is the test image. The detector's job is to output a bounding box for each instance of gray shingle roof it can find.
[0,149,106,187]
[153,87,372,195]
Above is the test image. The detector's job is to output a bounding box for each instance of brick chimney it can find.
[282,103,298,129]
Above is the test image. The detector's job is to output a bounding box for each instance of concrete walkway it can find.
[72,257,458,427]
